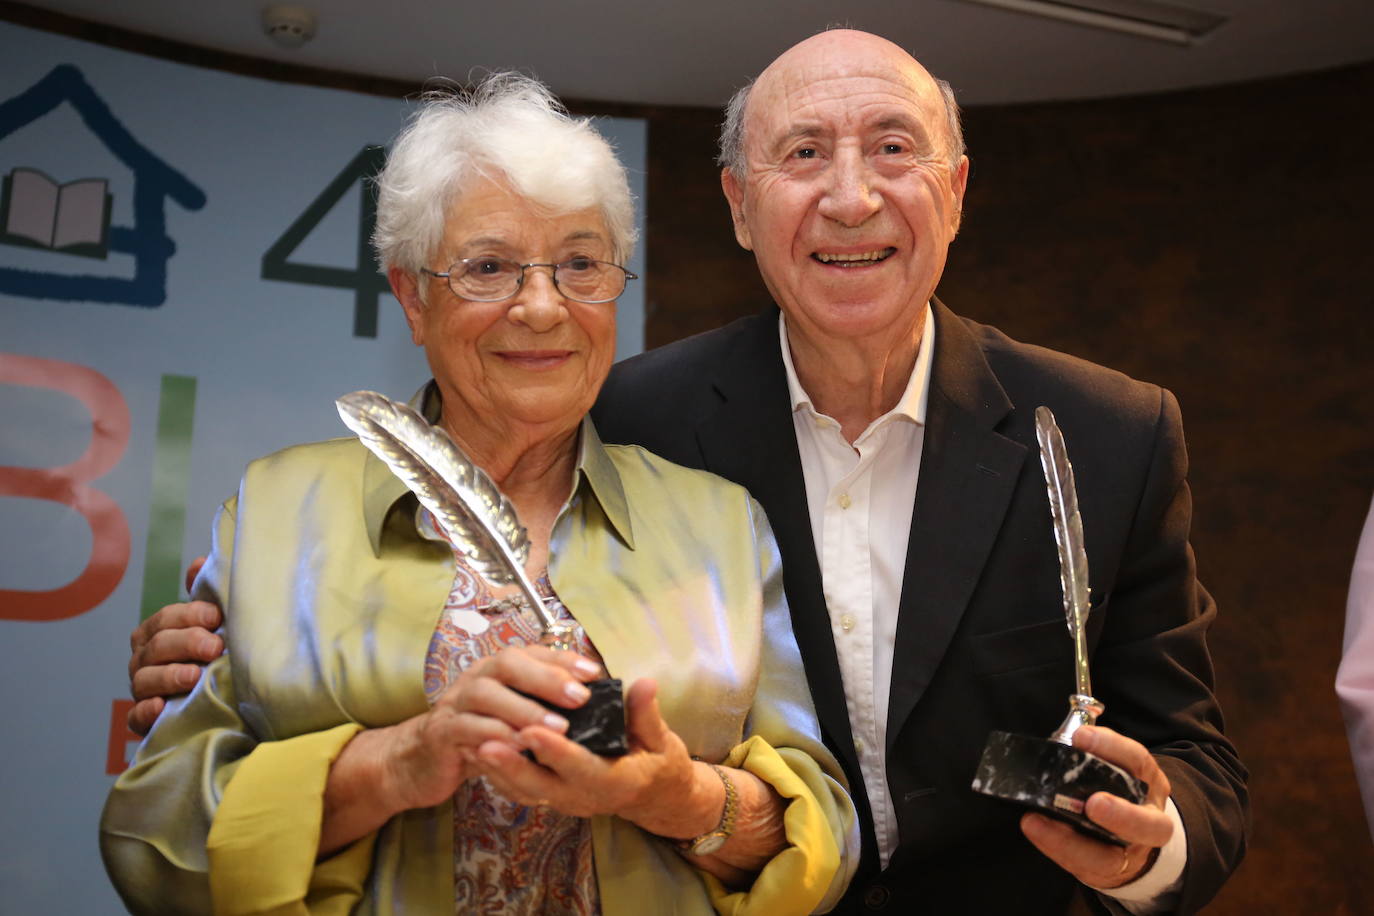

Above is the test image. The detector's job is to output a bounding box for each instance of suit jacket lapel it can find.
[886,300,1027,753]
[691,311,863,784]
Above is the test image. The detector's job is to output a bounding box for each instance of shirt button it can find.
[854,737,866,755]
[840,613,856,632]
[864,884,891,909]
[838,493,852,509]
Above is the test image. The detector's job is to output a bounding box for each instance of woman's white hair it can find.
[373,72,637,275]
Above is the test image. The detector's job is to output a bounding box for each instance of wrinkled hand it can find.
[1020,725,1173,888]
[127,557,222,736]
[319,644,604,856]
[469,677,704,836]
[380,645,604,812]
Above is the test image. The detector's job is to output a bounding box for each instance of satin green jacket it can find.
[101,416,857,916]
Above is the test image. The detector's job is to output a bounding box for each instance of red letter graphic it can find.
[0,353,131,620]
[107,699,139,775]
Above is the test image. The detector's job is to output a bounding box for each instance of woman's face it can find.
[393,178,618,447]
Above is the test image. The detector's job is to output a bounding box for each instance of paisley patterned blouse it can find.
[421,509,603,915]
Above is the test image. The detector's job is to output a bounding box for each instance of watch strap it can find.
[680,763,738,856]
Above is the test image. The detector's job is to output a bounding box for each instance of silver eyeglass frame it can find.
[420,257,638,305]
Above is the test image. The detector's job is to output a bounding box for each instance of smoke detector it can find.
[262,5,317,48]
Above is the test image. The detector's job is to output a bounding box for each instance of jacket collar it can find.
[884,298,1026,750]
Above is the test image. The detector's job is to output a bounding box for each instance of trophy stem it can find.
[540,616,579,653]
[507,567,574,648]
[970,408,1147,845]
[1050,693,1105,746]
[1072,622,1093,698]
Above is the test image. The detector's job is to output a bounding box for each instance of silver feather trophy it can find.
[971,406,1146,845]
[1036,405,1103,746]
[336,390,627,755]
[337,390,573,647]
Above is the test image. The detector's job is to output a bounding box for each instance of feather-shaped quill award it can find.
[970,406,1146,844]
[1035,405,1099,742]
[335,390,573,647]
[336,389,627,756]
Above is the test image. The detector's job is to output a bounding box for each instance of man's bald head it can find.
[715,27,970,355]
[719,30,964,178]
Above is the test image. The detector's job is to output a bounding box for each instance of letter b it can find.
[0,353,131,620]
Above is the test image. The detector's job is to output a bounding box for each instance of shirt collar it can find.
[362,381,634,555]
[778,302,935,426]
[571,417,635,550]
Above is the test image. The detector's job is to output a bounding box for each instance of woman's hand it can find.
[388,644,604,808]
[468,678,790,881]
[466,678,699,825]
[319,645,602,855]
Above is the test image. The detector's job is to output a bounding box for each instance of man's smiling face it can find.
[722,30,968,349]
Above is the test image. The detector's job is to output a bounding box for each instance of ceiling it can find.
[13,0,1374,108]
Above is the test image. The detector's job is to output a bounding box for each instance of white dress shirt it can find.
[778,307,1186,908]
[780,307,933,868]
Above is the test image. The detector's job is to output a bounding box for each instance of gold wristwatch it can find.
[681,764,738,856]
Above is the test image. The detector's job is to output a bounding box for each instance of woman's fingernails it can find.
[543,713,569,733]
[563,681,591,704]
[573,658,601,678]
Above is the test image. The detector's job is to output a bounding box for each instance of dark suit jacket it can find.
[592,301,1248,914]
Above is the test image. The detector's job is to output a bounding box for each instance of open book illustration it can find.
[1,167,111,258]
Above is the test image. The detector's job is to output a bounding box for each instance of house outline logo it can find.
[0,64,206,306]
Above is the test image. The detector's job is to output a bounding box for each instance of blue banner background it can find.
[0,20,646,911]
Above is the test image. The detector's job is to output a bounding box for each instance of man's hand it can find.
[1020,725,1174,888]
[127,556,223,736]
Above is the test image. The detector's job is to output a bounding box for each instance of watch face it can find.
[691,833,727,856]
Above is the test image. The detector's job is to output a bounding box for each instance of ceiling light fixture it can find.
[952,0,1228,46]
[262,5,317,49]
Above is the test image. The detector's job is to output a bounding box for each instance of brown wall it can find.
[949,67,1374,915]
[643,64,1374,911]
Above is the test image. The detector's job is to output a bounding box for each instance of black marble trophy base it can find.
[523,677,628,757]
[971,730,1148,846]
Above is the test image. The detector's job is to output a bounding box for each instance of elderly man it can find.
[130,29,1246,914]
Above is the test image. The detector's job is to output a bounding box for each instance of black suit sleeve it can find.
[1093,387,1249,912]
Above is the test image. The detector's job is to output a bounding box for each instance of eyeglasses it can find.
[420,257,637,305]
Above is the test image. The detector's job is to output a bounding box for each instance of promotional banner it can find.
[0,20,646,911]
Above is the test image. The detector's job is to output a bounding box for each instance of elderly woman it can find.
[100,75,855,915]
